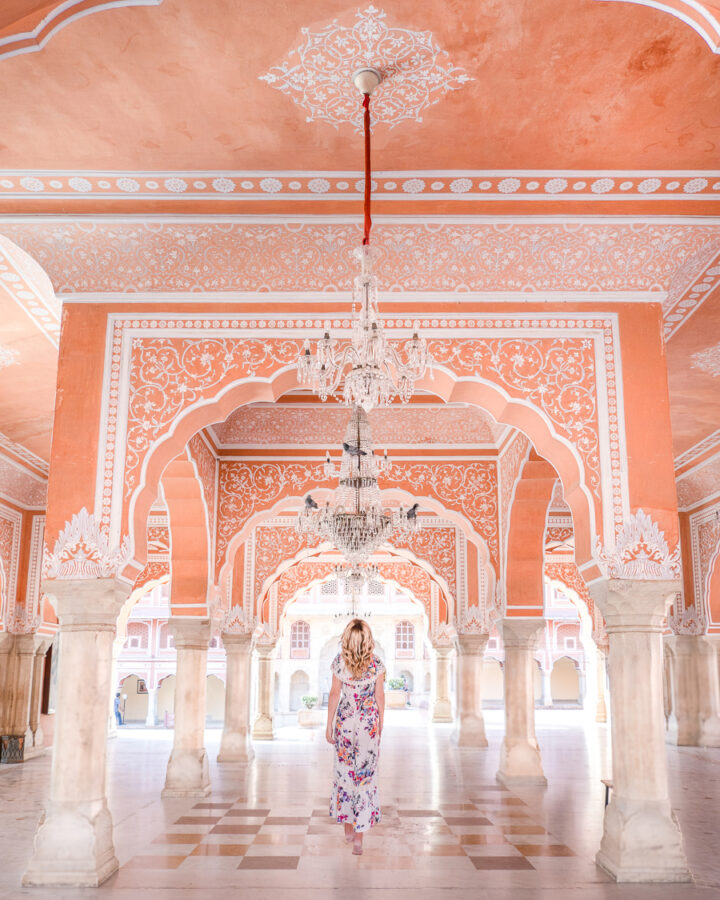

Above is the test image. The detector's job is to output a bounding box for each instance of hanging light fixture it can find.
[297,68,434,412]
[296,404,419,565]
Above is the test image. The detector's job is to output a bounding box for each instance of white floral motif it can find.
[212,177,235,193]
[260,178,283,193]
[591,178,614,193]
[498,178,521,193]
[638,178,661,193]
[43,508,130,580]
[116,178,140,193]
[259,5,472,131]
[449,178,472,193]
[164,178,188,193]
[308,178,330,193]
[690,340,720,377]
[596,509,681,580]
[68,177,92,192]
[0,344,18,370]
[683,178,708,193]
[402,179,425,193]
[544,178,567,194]
[459,607,488,635]
[20,177,44,192]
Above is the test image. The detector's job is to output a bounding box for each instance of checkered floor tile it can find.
[123,788,575,871]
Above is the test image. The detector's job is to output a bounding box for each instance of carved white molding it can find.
[596,509,681,580]
[668,594,704,635]
[222,603,256,635]
[431,622,458,647]
[43,507,130,579]
[458,607,488,636]
[260,5,471,132]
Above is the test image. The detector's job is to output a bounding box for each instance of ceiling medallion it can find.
[296,404,419,566]
[259,5,472,132]
[297,68,434,412]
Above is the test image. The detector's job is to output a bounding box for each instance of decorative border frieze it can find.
[0,171,717,202]
[0,502,22,628]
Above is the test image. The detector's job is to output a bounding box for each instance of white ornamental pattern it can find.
[691,340,720,378]
[259,5,471,131]
[43,508,131,580]
[596,509,681,580]
[222,604,257,636]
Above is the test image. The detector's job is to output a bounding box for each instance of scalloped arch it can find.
[0,1,163,62]
[600,0,720,53]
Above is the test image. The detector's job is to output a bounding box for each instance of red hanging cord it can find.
[362,92,372,246]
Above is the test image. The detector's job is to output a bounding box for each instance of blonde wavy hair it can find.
[341,618,375,678]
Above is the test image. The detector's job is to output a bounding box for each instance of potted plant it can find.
[386,678,408,709]
[298,695,319,727]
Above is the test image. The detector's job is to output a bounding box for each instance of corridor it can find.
[2,710,718,899]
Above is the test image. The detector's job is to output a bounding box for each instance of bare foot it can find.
[344,824,354,843]
[352,833,363,855]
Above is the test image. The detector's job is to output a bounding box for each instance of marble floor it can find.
[1,710,719,899]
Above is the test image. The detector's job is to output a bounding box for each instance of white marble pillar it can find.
[162,617,211,798]
[23,579,128,887]
[0,632,37,762]
[592,579,690,883]
[252,643,276,740]
[218,632,254,762]
[541,668,552,708]
[107,635,124,740]
[455,633,488,746]
[431,645,454,723]
[145,686,158,727]
[26,638,51,748]
[496,618,547,786]
[665,634,720,747]
[596,648,608,723]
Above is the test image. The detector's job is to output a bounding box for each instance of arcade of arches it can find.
[0,0,719,896]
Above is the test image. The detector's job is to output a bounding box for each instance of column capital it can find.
[222,632,253,652]
[590,578,681,633]
[497,617,544,649]
[167,617,212,650]
[431,643,454,658]
[44,578,131,629]
[255,642,276,660]
[457,633,489,656]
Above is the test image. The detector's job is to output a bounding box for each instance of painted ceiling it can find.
[0,0,717,513]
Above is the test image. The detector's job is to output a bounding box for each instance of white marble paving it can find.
[0,710,719,898]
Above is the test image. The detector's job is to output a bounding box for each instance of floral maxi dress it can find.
[330,653,385,832]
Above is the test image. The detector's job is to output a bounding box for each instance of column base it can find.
[496,738,547,787]
[23,800,118,887]
[0,734,26,763]
[596,797,691,883]
[432,699,453,723]
[252,714,275,740]
[161,748,211,798]
[455,716,488,748]
[218,731,255,763]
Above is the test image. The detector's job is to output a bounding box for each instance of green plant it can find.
[387,678,405,691]
[301,695,318,709]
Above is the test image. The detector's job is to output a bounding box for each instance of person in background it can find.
[114,692,123,727]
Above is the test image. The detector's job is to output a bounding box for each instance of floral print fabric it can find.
[330,653,385,832]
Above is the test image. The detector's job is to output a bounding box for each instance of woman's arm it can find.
[325,675,341,744]
[375,672,385,737]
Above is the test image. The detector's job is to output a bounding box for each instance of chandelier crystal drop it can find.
[296,405,419,565]
[296,68,433,412]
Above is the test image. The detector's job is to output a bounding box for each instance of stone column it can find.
[162,617,212,798]
[0,632,38,763]
[252,643,276,740]
[596,649,608,723]
[496,618,547,786]
[592,579,690,883]
[541,668,552,708]
[455,633,488,746]
[23,578,129,887]
[665,634,720,747]
[145,686,158,727]
[107,634,124,740]
[218,632,254,762]
[431,645,454,723]
[27,638,51,748]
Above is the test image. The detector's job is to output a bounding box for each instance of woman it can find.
[326,618,385,856]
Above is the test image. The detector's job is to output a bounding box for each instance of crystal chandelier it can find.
[296,404,419,565]
[296,68,433,413]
